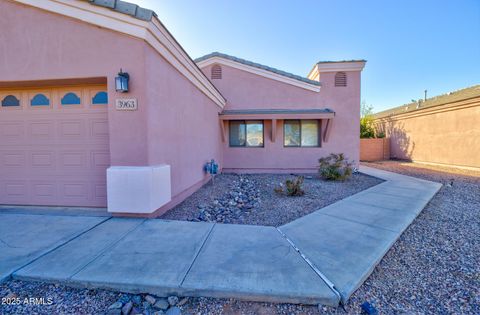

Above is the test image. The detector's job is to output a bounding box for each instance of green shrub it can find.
[274,176,305,196]
[318,153,353,181]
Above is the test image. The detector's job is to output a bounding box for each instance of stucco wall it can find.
[374,96,480,169]
[201,64,362,172]
[144,47,223,214]
[0,1,223,214]
[0,0,148,166]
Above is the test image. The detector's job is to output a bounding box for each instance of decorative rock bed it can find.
[161,172,383,226]
[105,293,187,315]
[2,162,478,314]
[107,294,188,315]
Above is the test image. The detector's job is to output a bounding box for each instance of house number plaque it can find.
[115,98,138,111]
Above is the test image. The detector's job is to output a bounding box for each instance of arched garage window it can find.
[1,95,20,107]
[92,91,108,105]
[31,94,50,106]
[61,92,81,105]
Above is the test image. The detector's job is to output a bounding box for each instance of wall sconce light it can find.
[115,69,130,93]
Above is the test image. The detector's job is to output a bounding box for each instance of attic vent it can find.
[334,72,347,87]
[211,65,222,80]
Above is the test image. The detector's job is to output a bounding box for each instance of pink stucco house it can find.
[0,0,365,216]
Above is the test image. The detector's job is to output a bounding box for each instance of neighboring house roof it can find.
[13,0,226,108]
[374,85,480,119]
[195,52,322,92]
[87,0,156,21]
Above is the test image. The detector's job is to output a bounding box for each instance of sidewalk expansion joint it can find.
[275,227,343,305]
[68,218,147,279]
[11,216,112,278]
[179,223,216,287]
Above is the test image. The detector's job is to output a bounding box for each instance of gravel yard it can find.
[0,280,118,315]
[161,172,382,226]
[1,161,479,314]
[340,161,480,314]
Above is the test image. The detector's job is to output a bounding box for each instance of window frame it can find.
[229,120,265,148]
[1,95,21,107]
[283,119,321,148]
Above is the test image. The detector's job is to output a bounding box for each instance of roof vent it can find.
[211,65,222,80]
[334,72,347,87]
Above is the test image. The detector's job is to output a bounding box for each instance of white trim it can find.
[197,57,321,92]
[307,61,366,80]
[11,0,226,108]
[316,61,366,72]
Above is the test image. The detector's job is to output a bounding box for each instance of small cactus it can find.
[274,176,304,196]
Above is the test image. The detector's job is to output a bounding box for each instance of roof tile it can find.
[90,0,115,9]
[195,52,321,87]
[88,0,156,21]
[135,7,155,21]
[114,1,137,16]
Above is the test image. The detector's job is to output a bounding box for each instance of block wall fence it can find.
[360,138,390,162]
[373,94,480,170]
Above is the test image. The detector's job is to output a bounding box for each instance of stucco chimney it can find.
[307,60,366,82]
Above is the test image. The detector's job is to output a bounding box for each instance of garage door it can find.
[0,85,110,207]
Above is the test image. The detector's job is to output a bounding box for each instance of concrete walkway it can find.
[1,167,441,306]
[0,214,107,282]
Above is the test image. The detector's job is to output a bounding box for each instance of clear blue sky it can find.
[133,0,479,112]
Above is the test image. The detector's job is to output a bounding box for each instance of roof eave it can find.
[13,0,227,108]
[315,61,367,73]
[219,109,335,120]
[196,53,321,93]
[307,60,367,80]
